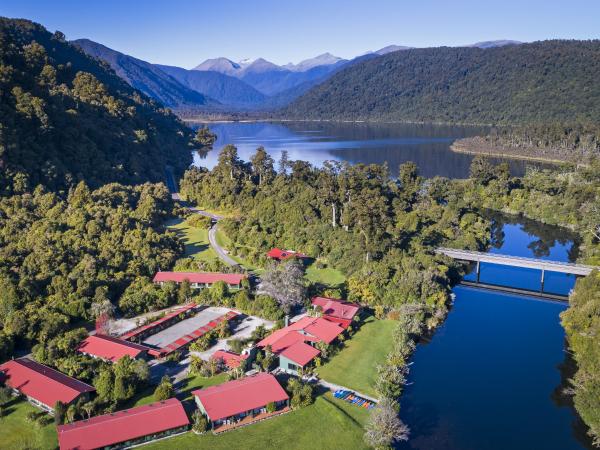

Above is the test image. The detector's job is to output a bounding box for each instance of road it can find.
[165,169,239,267]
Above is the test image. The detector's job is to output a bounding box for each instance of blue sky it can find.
[2,0,599,68]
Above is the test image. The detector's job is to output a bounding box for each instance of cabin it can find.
[266,248,307,262]
[77,334,152,362]
[0,358,95,413]
[257,316,344,375]
[57,398,190,449]
[211,350,248,370]
[193,373,289,432]
[153,272,246,289]
[311,296,361,328]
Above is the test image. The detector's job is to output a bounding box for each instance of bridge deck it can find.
[436,248,596,276]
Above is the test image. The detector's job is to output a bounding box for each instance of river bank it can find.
[451,136,579,164]
[399,213,595,450]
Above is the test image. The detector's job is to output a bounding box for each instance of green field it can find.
[167,218,216,262]
[176,373,229,401]
[0,399,58,450]
[128,373,229,408]
[317,316,396,398]
[305,263,346,287]
[145,393,369,450]
[214,228,262,272]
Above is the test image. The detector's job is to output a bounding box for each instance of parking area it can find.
[190,314,275,360]
[143,306,232,348]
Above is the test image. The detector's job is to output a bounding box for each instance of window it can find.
[287,362,299,371]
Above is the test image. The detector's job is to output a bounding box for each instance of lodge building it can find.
[0,358,95,413]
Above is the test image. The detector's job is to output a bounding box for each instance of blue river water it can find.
[399,215,592,450]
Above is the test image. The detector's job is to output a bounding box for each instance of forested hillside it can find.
[73,39,212,109]
[0,18,197,193]
[283,40,600,125]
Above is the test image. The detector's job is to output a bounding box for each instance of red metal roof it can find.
[193,373,288,422]
[57,398,189,450]
[156,311,238,357]
[257,316,344,368]
[0,358,95,408]
[312,297,360,326]
[258,316,344,348]
[120,303,197,340]
[266,248,307,261]
[77,335,151,362]
[211,350,247,369]
[279,341,320,367]
[153,272,246,285]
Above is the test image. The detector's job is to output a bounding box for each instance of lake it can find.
[192,121,547,178]
[399,215,593,450]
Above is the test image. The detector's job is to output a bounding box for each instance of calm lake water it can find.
[400,215,593,450]
[192,121,547,178]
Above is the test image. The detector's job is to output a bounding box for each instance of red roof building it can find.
[266,248,307,261]
[77,334,151,362]
[120,303,197,342]
[257,316,345,374]
[57,398,190,450]
[193,373,289,430]
[311,296,361,328]
[0,358,95,412]
[211,350,248,369]
[153,272,246,288]
[279,341,320,367]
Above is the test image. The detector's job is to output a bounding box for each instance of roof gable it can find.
[77,334,150,362]
[193,373,288,422]
[312,297,360,321]
[0,358,95,407]
[279,341,320,366]
[153,272,246,285]
[57,398,189,450]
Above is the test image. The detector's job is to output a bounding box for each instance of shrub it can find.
[153,376,174,401]
[266,402,276,413]
[0,387,12,406]
[192,410,209,433]
[186,214,212,229]
[227,339,245,354]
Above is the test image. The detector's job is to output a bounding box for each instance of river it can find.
[191,121,550,178]
[399,214,593,450]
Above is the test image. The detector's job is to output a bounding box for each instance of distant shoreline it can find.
[450,142,565,164]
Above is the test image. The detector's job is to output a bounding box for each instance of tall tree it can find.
[250,146,275,186]
[364,398,409,449]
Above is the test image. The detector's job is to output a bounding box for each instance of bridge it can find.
[436,247,598,299]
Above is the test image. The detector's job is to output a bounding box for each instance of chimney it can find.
[284,315,289,327]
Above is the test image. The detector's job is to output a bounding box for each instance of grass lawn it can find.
[305,263,346,287]
[127,373,229,408]
[145,393,369,450]
[317,316,396,398]
[175,373,229,402]
[167,218,217,262]
[0,399,58,450]
[214,228,262,272]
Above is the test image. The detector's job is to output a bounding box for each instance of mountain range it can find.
[73,39,523,113]
[282,40,600,125]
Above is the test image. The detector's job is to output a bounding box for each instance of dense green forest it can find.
[180,147,600,444]
[0,18,197,193]
[282,40,600,125]
[452,122,600,162]
[180,146,489,301]
[0,182,182,357]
